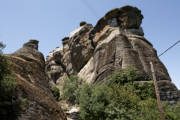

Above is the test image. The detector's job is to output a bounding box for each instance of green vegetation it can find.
[79,84,111,120]
[0,44,17,100]
[19,98,29,111]
[62,67,180,120]
[51,85,60,101]
[0,42,5,54]
[0,43,18,119]
[78,67,158,120]
[108,66,142,85]
[61,75,84,105]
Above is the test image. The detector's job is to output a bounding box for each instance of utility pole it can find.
[150,62,166,120]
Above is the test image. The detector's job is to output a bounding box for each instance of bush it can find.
[163,101,180,120]
[108,67,156,100]
[105,85,141,120]
[51,86,60,101]
[173,101,180,118]
[133,82,156,100]
[108,66,141,86]
[79,84,111,120]
[61,75,84,105]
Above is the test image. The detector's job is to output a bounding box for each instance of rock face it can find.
[69,24,94,72]
[9,40,66,120]
[46,23,94,86]
[46,6,180,103]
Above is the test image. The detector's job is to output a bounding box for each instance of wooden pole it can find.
[150,62,166,120]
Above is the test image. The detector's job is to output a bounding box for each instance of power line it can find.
[158,40,180,95]
[158,40,180,57]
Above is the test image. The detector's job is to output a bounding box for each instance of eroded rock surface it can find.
[9,40,66,120]
[46,6,179,102]
[46,23,95,87]
[69,24,94,72]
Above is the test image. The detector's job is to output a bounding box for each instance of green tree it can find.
[61,75,84,105]
[108,66,141,86]
[79,84,111,120]
[105,85,141,120]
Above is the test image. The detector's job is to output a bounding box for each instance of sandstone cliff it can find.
[46,6,180,103]
[7,40,66,120]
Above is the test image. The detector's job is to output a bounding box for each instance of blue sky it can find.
[0,0,180,89]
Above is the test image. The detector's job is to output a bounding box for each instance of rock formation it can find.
[46,23,95,85]
[46,6,179,103]
[8,40,66,120]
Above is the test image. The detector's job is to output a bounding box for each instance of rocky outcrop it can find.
[46,23,95,86]
[46,6,179,103]
[69,24,94,72]
[8,40,66,120]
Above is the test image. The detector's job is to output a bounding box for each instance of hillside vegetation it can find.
[61,67,180,120]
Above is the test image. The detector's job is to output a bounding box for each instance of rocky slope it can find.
[7,40,66,120]
[46,6,180,103]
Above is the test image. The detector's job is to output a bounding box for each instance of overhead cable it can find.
[159,40,180,57]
